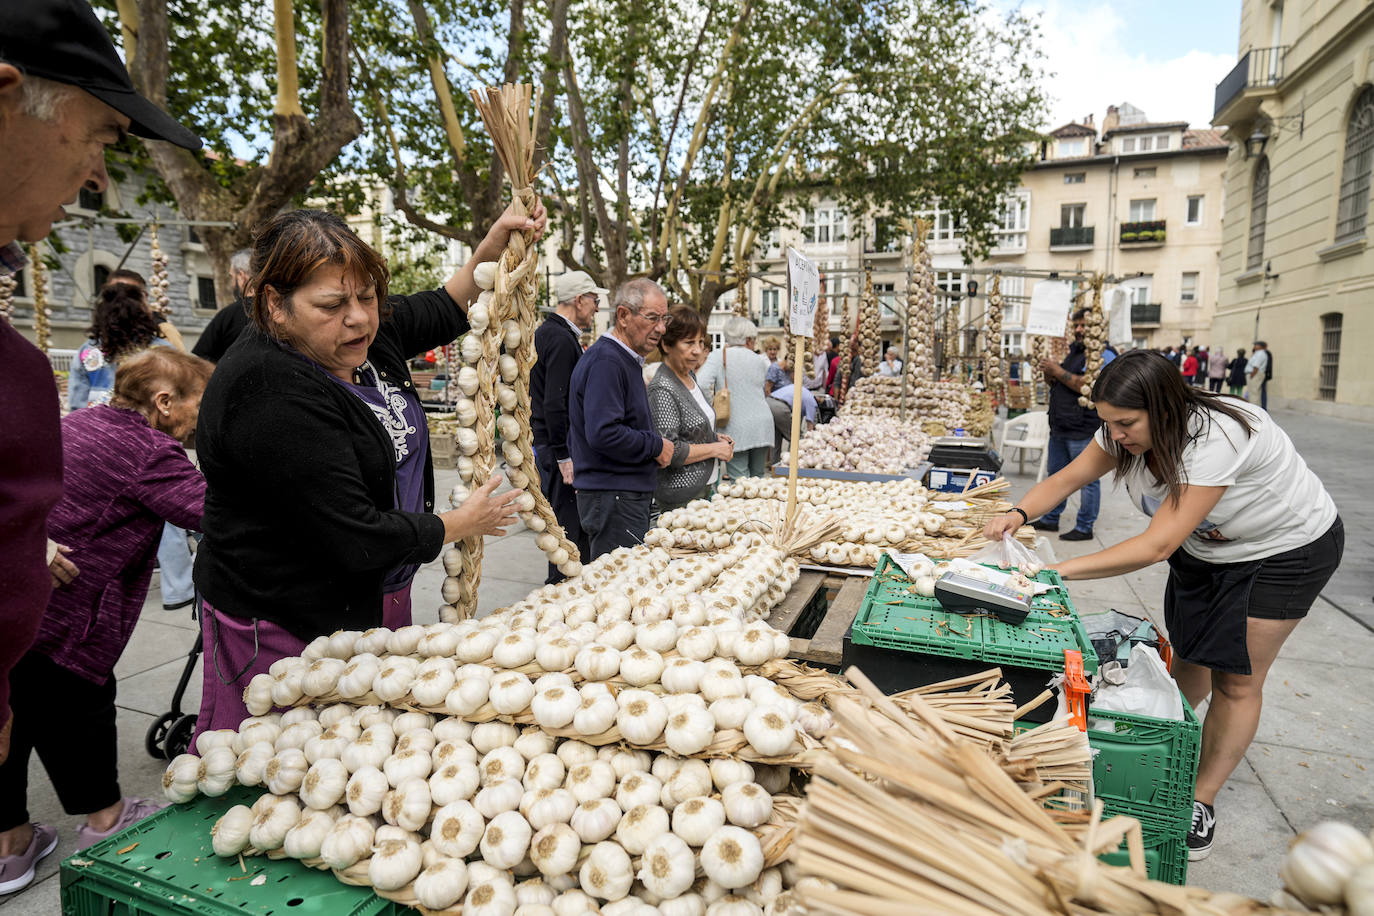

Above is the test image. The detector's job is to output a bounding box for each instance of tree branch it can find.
[273,0,305,118]
[407,0,467,163]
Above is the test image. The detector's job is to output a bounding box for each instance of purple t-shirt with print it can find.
[328,361,430,590]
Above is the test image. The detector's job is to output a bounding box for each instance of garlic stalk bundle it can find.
[431,799,485,858]
[300,758,349,809]
[615,803,670,856]
[700,826,764,890]
[414,857,470,910]
[249,794,301,852]
[481,809,533,869]
[211,805,254,857]
[579,840,634,902]
[639,832,697,899]
[282,807,338,860]
[320,813,377,870]
[369,834,424,891]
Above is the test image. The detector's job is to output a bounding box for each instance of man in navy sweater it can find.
[568,278,674,560]
[531,271,602,582]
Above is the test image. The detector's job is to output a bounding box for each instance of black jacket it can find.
[1047,341,1115,439]
[192,297,252,363]
[530,313,582,461]
[193,289,468,640]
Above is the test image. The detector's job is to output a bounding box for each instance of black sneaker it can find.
[1187,800,1215,860]
[1031,519,1059,532]
[1060,529,1094,542]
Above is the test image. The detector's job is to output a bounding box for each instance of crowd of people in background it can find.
[1159,340,1271,407]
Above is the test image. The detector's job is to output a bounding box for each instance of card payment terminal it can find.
[933,571,1034,625]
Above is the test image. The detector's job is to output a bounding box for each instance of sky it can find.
[1007,0,1242,132]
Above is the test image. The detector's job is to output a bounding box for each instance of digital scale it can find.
[934,571,1034,625]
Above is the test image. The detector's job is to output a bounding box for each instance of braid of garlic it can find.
[985,275,1004,403]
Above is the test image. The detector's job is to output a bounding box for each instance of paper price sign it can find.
[786,247,819,338]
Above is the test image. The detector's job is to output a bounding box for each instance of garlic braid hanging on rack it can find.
[984,274,1004,402]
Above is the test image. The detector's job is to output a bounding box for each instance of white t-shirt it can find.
[687,381,720,485]
[1245,348,1269,378]
[1093,402,1336,563]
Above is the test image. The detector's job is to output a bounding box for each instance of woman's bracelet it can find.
[1009,507,1029,525]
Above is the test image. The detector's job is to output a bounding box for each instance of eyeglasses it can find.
[581,293,600,306]
[633,309,668,326]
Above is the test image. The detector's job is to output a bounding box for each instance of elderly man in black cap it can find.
[530,271,603,582]
[0,0,199,891]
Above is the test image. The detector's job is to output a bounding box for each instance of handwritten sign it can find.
[786,247,820,338]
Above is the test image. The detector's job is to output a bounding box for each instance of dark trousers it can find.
[767,397,791,460]
[0,652,121,830]
[1041,435,1099,533]
[1208,377,1224,393]
[1260,378,1268,410]
[576,489,652,562]
[535,448,590,584]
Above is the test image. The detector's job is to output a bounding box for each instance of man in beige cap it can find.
[530,271,603,582]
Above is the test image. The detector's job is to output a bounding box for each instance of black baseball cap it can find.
[0,0,201,150]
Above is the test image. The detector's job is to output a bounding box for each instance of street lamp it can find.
[1245,127,1269,159]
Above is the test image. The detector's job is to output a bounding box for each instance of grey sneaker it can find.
[0,823,58,895]
[75,797,166,851]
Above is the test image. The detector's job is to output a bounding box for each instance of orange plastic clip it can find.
[1157,635,1174,672]
[1062,649,1091,732]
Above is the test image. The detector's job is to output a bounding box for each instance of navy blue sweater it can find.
[568,335,661,492]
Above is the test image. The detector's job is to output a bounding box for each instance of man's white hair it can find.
[15,72,77,122]
[230,249,253,274]
[723,316,758,347]
[613,277,665,315]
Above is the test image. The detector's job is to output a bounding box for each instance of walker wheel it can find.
[165,714,198,760]
[145,712,178,760]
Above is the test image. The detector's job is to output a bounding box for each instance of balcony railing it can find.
[1214,46,1287,120]
[1050,226,1094,248]
[1131,303,1162,325]
[1120,220,1166,244]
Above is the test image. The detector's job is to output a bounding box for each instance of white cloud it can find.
[1026,0,1236,131]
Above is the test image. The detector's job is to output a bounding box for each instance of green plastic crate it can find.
[1088,694,1201,830]
[854,555,1099,674]
[1096,810,1190,886]
[61,786,400,916]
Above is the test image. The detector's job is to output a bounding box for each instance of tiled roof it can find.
[1103,120,1189,137]
[1183,128,1227,149]
[1050,122,1097,138]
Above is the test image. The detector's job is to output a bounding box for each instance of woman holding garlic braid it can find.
[191,204,544,736]
[984,349,1342,861]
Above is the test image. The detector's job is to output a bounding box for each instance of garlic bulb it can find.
[275,720,323,752]
[195,729,237,755]
[383,777,432,832]
[236,717,282,753]
[742,706,796,757]
[619,647,665,687]
[411,658,457,707]
[672,796,726,846]
[432,740,477,771]
[282,807,337,860]
[574,686,618,736]
[709,759,754,791]
[243,673,275,715]
[446,674,491,716]
[384,747,433,786]
[665,704,716,756]
[373,657,418,703]
[1281,821,1374,905]
[434,717,475,744]
[337,654,380,699]
[570,798,622,843]
[414,857,470,910]
[431,800,485,858]
[481,810,533,869]
[535,637,579,672]
[523,754,567,791]
[667,760,713,805]
[303,726,352,764]
[346,765,388,816]
[616,690,668,746]
[370,835,424,891]
[566,760,617,804]
[264,748,309,795]
[493,631,538,669]
[481,746,528,787]
[397,726,436,755]
[236,742,276,787]
[300,758,349,810]
[635,620,679,653]
[700,826,764,890]
[249,795,300,852]
[599,620,636,651]
[700,667,745,703]
[431,761,482,806]
[489,671,536,715]
[662,658,706,694]
[615,772,662,812]
[1347,864,1374,916]
[475,779,525,818]
[472,721,521,754]
[466,875,518,916]
[722,782,772,828]
[197,746,238,797]
[709,697,753,731]
[579,841,633,902]
[320,813,376,870]
[556,739,599,769]
[574,643,621,682]
[531,823,582,878]
[615,803,670,855]
[387,624,427,656]
[523,787,577,830]
[638,832,696,899]
[706,894,762,915]
[301,658,346,698]
[211,805,254,857]
[659,892,707,916]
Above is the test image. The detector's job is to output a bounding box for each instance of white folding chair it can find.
[999,410,1050,480]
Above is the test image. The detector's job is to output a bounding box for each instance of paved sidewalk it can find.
[4,406,1369,912]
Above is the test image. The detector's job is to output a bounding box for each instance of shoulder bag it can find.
[712,346,731,426]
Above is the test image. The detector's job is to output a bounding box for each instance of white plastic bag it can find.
[1089,644,1184,725]
[970,533,1046,576]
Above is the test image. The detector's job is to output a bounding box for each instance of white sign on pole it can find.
[1104,286,1132,345]
[786,247,820,338]
[1025,279,1073,337]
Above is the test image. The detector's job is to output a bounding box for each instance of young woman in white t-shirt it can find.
[985,349,1343,862]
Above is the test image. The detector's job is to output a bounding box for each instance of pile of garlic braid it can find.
[148,223,171,318]
[172,703,804,914]
[901,217,936,389]
[983,275,1004,402]
[241,536,816,762]
[856,267,881,379]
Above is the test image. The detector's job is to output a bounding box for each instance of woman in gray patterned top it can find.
[648,307,734,511]
[700,316,772,478]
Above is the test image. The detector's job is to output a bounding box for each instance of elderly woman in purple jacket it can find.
[0,348,211,889]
